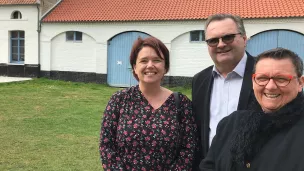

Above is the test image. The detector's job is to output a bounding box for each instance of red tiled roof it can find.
[0,0,38,4]
[43,0,304,22]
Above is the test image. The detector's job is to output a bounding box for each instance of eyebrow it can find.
[139,56,163,60]
[255,73,294,77]
[207,33,239,39]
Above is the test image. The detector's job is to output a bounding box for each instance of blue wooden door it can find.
[107,32,149,87]
[246,31,278,56]
[277,31,304,60]
[246,30,304,61]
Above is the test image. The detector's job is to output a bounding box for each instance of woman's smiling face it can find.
[253,58,304,113]
[133,46,166,85]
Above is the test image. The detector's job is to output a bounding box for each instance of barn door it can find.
[277,31,304,60]
[246,30,304,61]
[107,32,149,87]
[246,31,278,56]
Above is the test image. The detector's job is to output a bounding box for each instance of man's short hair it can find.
[205,13,246,36]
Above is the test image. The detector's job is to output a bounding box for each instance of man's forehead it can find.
[206,19,238,36]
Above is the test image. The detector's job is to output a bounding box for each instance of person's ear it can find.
[298,76,304,92]
[243,35,248,47]
[252,76,256,90]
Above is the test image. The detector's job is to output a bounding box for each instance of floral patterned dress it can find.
[99,85,197,171]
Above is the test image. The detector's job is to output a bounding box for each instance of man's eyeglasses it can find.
[252,73,298,87]
[205,33,242,47]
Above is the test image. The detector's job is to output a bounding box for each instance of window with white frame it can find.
[11,11,22,19]
[10,31,25,63]
[190,30,205,42]
[66,31,82,41]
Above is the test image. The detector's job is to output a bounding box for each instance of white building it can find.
[0,0,40,77]
[2,0,304,86]
[0,0,58,77]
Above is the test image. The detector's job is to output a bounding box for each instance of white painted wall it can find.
[40,18,304,78]
[50,32,97,72]
[170,32,211,77]
[0,5,39,64]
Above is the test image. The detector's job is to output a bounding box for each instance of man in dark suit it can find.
[192,14,255,170]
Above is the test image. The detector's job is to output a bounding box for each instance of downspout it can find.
[39,0,63,78]
[37,4,41,76]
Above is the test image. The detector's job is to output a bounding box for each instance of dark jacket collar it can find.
[230,93,304,167]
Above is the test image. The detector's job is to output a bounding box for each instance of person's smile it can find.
[264,93,280,99]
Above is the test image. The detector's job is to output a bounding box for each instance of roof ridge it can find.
[41,0,304,22]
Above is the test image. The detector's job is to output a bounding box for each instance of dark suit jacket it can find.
[200,110,304,171]
[191,52,255,170]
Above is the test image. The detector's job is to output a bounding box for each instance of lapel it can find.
[237,53,255,110]
[195,69,214,155]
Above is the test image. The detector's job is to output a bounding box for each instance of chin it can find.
[263,106,279,113]
[141,80,161,84]
[216,55,233,61]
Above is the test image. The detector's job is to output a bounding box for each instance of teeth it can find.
[265,93,280,98]
[145,72,155,75]
[218,51,228,54]
[218,49,231,53]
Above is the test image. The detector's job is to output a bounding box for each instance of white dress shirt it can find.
[209,54,247,146]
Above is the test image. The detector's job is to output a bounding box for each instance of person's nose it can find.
[146,60,154,68]
[217,38,227,48]
[265,79,278,90]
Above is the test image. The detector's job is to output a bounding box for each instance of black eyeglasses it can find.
[205,33,242,47]
[252,73,298,87]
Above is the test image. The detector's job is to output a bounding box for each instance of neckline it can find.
[137,86,174,111]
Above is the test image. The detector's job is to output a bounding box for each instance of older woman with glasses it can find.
[200,48,304,171]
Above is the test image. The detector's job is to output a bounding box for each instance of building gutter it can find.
[37,4,41,66]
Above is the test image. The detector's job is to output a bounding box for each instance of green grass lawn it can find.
[0,78,191,171]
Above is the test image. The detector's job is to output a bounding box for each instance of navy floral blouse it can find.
[99,85,197,171]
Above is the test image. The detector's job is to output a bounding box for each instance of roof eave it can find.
[42,15,304,23]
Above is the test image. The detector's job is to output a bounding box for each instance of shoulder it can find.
[179,93,192,104]
[109,85,138,101]
[208,111,248,156]
[246,51,255,59]
[246,51,256,64]
[173,92,192,108]
[193,65,213,83]
[217,110,249,132]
